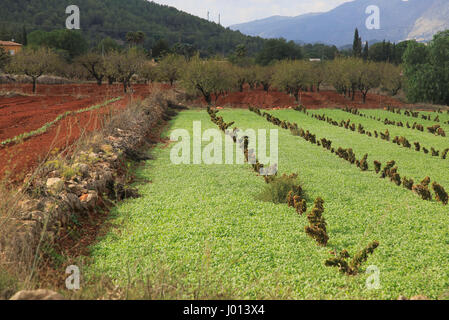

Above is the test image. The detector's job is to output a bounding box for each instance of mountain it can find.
[231,0,449,46]
[0,0,266,56]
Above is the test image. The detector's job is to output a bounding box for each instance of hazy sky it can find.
[150,0,355,26]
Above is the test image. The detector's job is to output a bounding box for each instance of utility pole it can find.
[207,11,209,21]
[218,14,221,25]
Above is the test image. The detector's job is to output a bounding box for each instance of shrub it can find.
[374,161,382,174]
[391,173,401,186]
[414,142,421,152]
[442,149,449,160]
[432,182,448,205]
[305,197,329,246]
[431,148,439,157]
[402,177,414,190]
[421,176,431,187]
[359,154,368,171]
[258,173,302,204]
[325,241,379,276]
[294,198,307,215]
[381,161,396,179]
[413,183,432,201]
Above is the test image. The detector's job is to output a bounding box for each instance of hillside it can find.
[0,0,266,55]
[231,0,449,46]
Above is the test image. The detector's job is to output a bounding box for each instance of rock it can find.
[80,191,98,209]
[89,152,98,161]
[62,193,83,212]
[410,295,429,300]
[46,178,64,194]
[67,184,82,195]
[101,144,113,153]
[9,289,65,300]
[73,163,89,178]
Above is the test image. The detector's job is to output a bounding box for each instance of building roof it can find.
[0,41,22,46]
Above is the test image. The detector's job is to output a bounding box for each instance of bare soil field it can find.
[206,86,410,110]
[0,83,165,181]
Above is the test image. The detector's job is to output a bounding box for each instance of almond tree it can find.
[328,58,350,96]
[344,58,363,101]
[272,60,311,103]
[104,49,146,93]
[255,65,274,92]
[310,61,328,92]
[75,52,105,86]
[139,62,158,84]
[381,63,403,96]
[7,47,60,93]
[156,54,186,86]
[181,56,236,105]
[357,61,382,103]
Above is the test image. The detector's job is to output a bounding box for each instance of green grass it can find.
[350,108,449,135]
[87,108,449,300]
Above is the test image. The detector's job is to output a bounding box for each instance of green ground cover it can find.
[87,108,449,300]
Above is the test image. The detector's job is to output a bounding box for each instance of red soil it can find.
[0,84,133,141]
[0,83,160,182]
[202,86,408,110]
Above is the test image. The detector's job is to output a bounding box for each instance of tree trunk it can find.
[123,80,127,93]
[294,91,299,103]
[96,78,102,86]
[32,78,37,94]
[204,94,211,106]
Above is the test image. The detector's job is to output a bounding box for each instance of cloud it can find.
[150,0,354,26]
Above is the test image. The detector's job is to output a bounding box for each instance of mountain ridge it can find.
[231,0,449,46]
[0,0,266,56]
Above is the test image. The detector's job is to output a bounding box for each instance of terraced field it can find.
[88,107,449,300]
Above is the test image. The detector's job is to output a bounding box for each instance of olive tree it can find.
[181,57,236,106]
[7,47,60,93]
[104,49,146,93]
